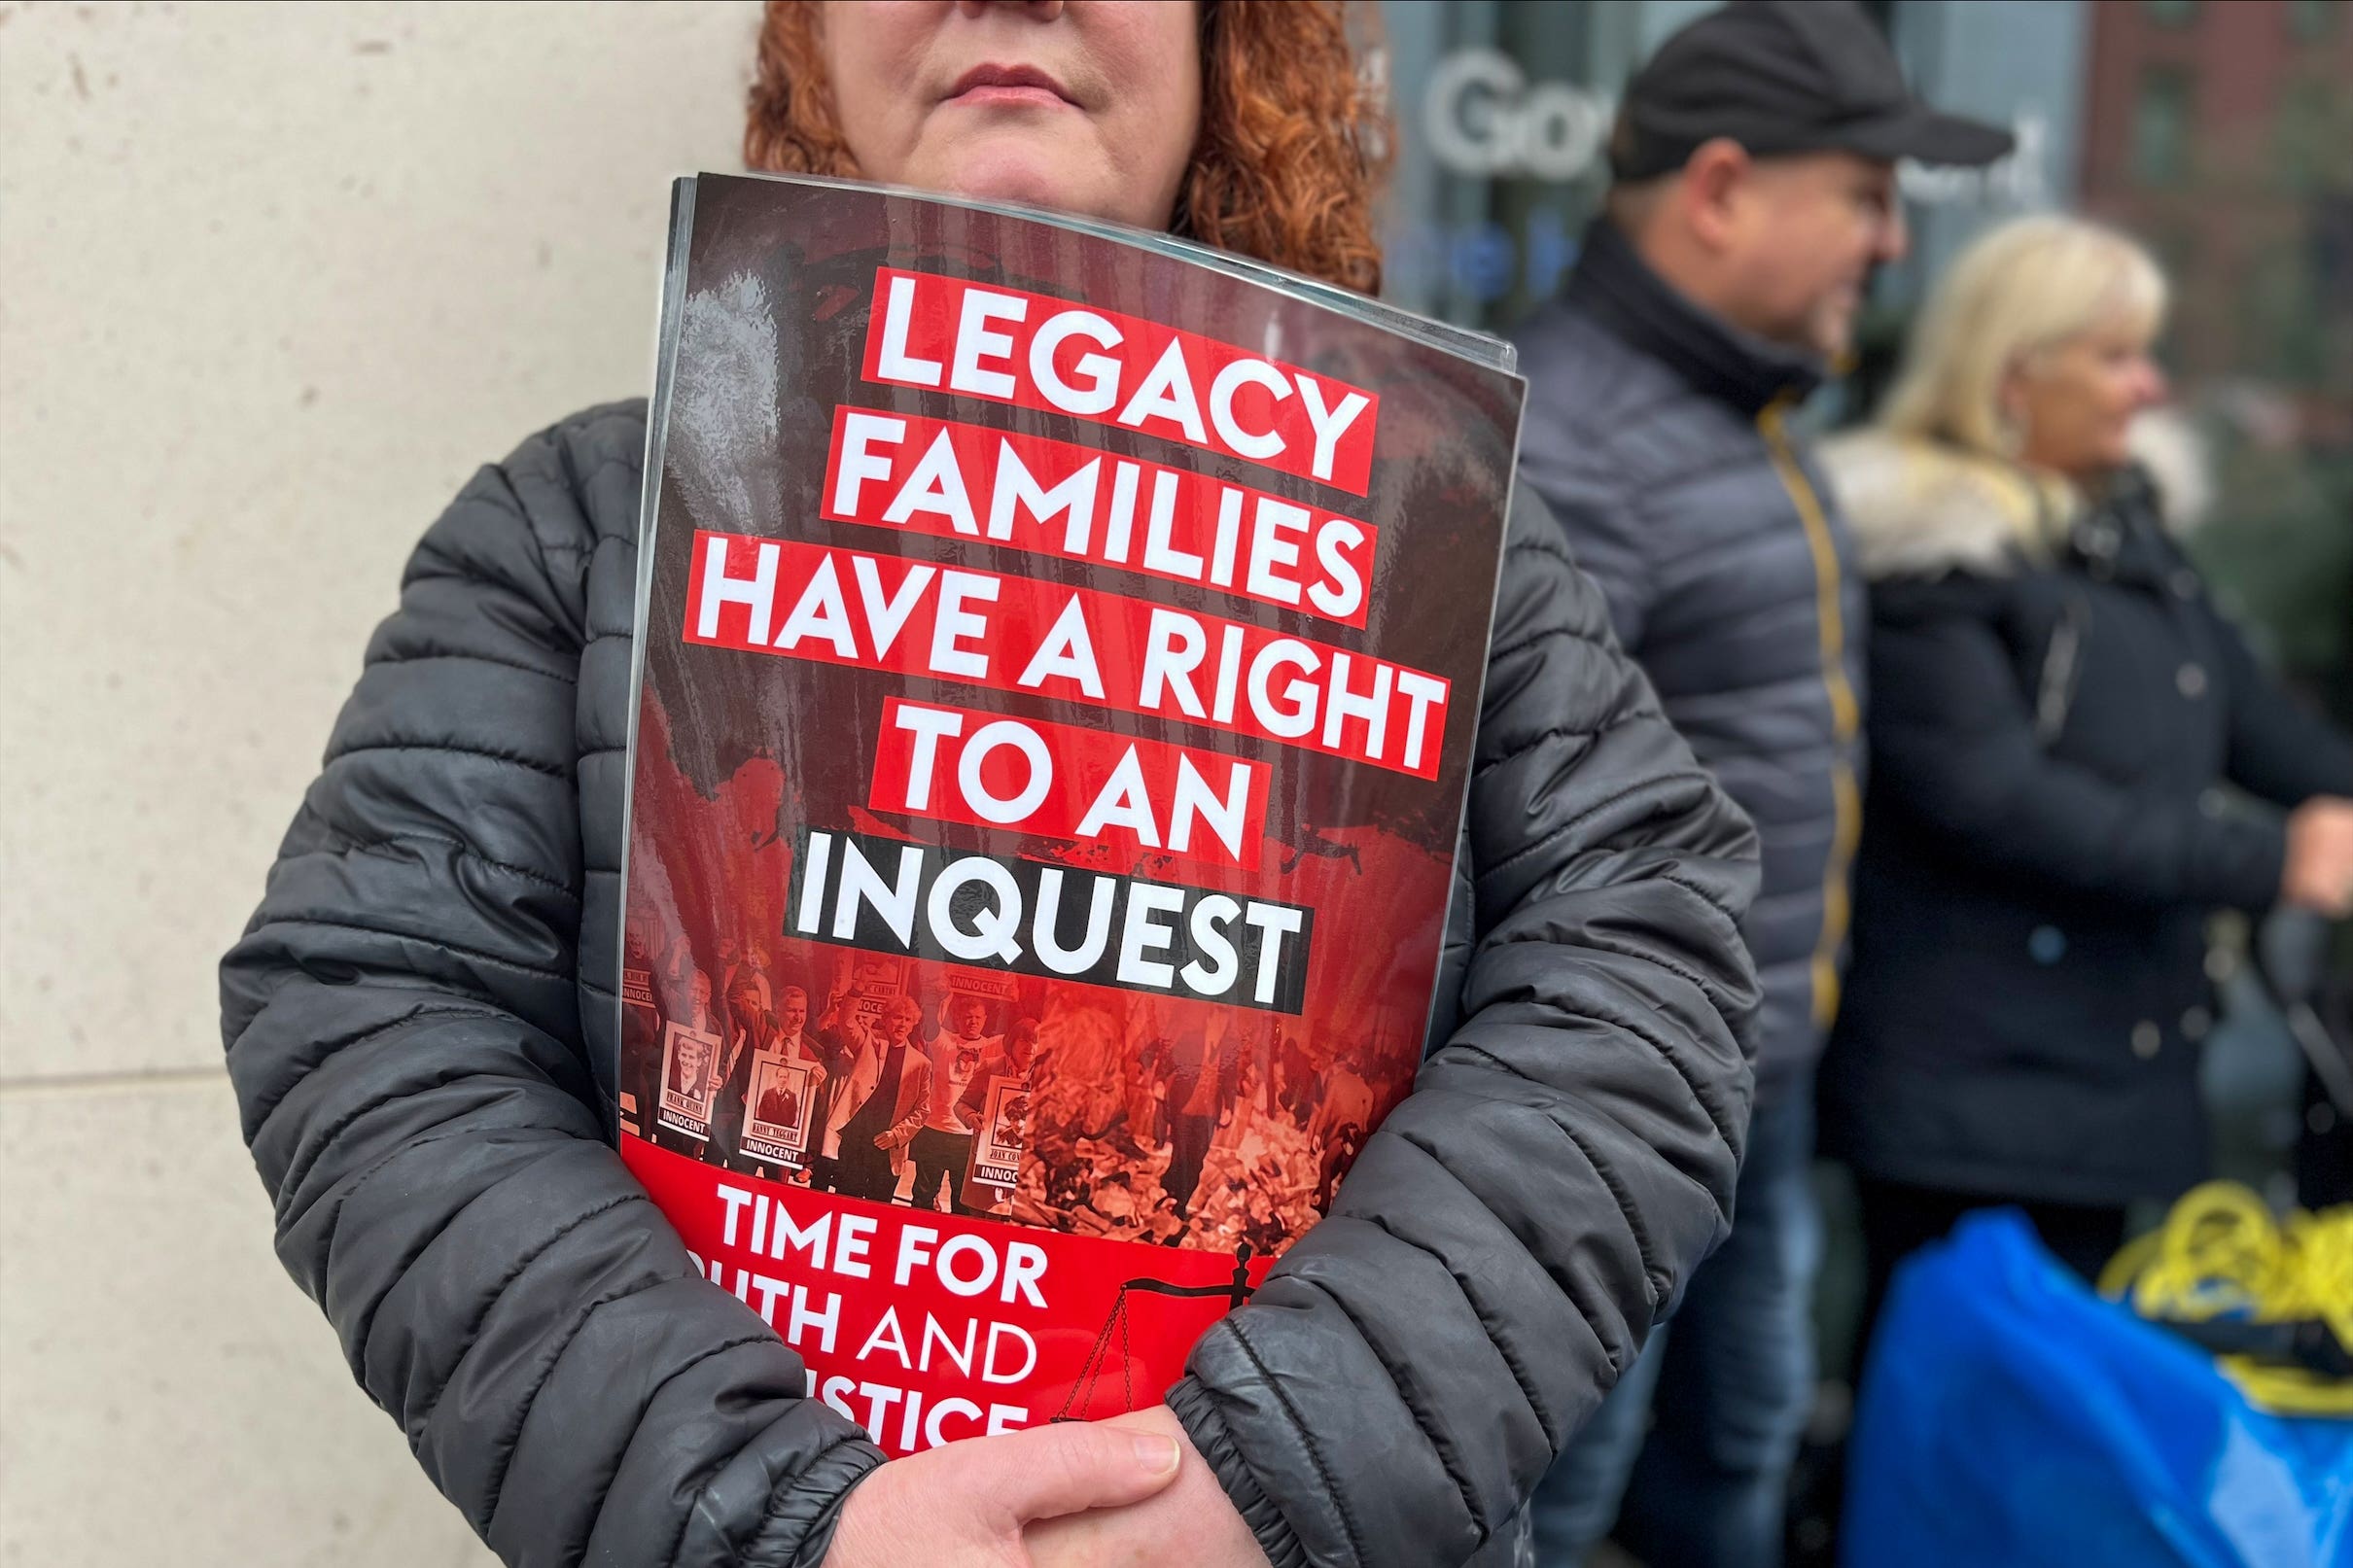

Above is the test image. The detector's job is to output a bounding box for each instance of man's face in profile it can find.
[1720,149,1906,361]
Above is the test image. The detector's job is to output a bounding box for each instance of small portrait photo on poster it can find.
[658,1020,722,1131]
[970,1079,1028,1189]
[745,1055,818,1163]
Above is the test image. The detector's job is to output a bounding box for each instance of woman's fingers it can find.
[1026,1409,1269,1568]
[969,1420,1185,1527]
[824,1422,1182,1567]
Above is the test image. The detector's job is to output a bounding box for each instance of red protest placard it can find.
[621,175,1521,1456]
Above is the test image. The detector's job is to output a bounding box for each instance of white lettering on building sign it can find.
[1424,50,1613,183]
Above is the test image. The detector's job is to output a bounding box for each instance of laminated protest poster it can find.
[617,174,1523,1455]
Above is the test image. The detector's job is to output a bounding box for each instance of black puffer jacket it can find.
[1819,435,2353,1203]
[1515,221,1866,1096]
[221,401,1761,1568]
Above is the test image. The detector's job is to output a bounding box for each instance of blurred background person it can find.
[1820,214,2353,1355]
[1515,5,2009,1565]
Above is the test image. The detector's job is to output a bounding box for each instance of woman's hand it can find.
[824,1420,1182,1568]
[2284,796,2353,918]
[1024,1407,1270,1568]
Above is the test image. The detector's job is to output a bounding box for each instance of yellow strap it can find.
[1759,400,1859,1028]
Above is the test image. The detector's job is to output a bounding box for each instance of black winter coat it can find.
[220,402,1762,1568]
[1820,436,2353,1204]
[1516,222,1866,1096]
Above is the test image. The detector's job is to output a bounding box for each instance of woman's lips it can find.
[952,84,1069,108]
[944,63,1075,110]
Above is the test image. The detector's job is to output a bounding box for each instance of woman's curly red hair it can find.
[746,1,1388,296]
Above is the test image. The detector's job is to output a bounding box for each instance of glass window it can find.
[2287,0,2339,42]
[2131,65,2195,187]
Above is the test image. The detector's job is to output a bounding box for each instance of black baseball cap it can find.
[1613,0,2015,181]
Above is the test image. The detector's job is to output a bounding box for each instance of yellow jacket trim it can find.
[1760,400,1859,1029]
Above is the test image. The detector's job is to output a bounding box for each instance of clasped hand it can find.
[824,1406,1270,1568]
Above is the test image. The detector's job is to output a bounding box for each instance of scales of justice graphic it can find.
[1053,1241,1257,1422]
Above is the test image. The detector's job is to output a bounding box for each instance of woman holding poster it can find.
[220,6,1761,1568]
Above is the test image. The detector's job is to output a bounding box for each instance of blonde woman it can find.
[1819,215,2353,1339]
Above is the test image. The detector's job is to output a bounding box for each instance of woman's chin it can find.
[925,140,1110,224]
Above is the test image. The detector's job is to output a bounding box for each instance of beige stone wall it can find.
[0,3,759,1559]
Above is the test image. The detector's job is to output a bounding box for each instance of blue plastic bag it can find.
[1843,1209,2353,1567]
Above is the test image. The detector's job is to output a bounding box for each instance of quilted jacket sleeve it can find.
[1166,484,1764,1568]
[219,408,884,1568]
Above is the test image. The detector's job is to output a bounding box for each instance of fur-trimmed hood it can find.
[1822,412,2207,582]
[1821,432,2054,581]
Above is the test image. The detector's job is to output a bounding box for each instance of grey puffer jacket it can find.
[221,401,1760,1568]
[1517,220,1865,1095]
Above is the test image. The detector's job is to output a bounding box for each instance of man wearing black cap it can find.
[1513,5,2009,1565]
